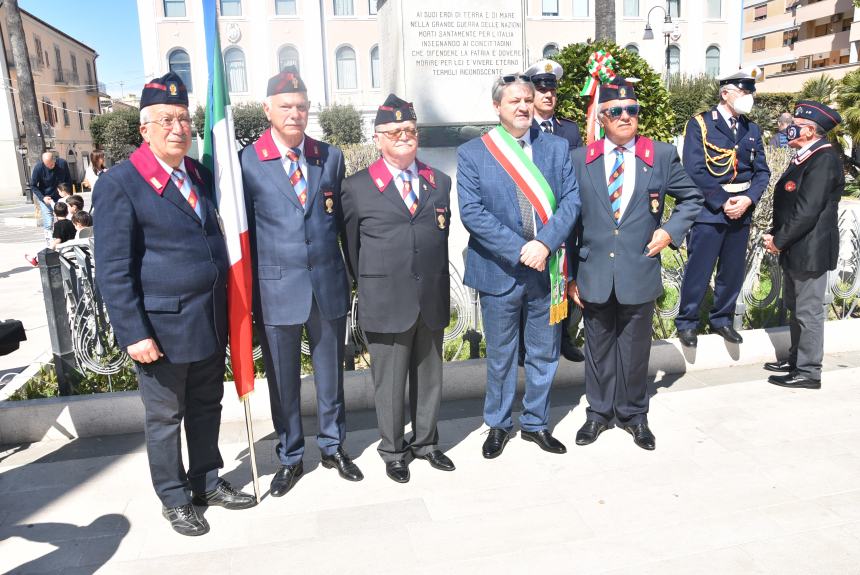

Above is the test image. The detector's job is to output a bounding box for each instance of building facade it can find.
[0,7,103,203]
[137,0,741,138]
[742,0,860,93]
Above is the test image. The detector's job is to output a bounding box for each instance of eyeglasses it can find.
[501,74,532,84]
[375,127,418,141]
[147,116,192,129]
[601,105,640,119]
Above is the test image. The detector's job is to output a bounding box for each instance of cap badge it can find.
[168,82,178,96]
[395,110,402,121]
[544,63,553,72]
[619,87,627,98]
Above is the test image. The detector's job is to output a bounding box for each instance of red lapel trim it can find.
[304,135,321,160]
[585,140,604,164]
[368,158,392,192]
[129,144,171,195]
[635,136,655,167]
[794,142,832,165]
[183,157,204,188]
[253,128,280,162]
[416,160,437,189]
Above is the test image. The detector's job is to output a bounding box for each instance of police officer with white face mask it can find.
[675,68,771,348]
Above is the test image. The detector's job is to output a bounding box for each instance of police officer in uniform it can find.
[342,95,455,483]
[524,58,585,363]
[676,68,771,347]
[95,73,255,537]
[764,101,843,389]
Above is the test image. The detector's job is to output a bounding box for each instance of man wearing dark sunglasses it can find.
[676,68,770,348]
[524,58,585,366]
[569,78,702,451]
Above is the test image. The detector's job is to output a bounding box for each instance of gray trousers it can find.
[365,315,443,463]
[783,268,828,379]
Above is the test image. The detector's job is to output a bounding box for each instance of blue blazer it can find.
[682,108,770,225]
[93,144,229,364]
[240,129,349,326]
[457,126,581,295]
[569,137,703,305]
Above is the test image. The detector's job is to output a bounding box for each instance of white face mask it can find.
[732,93,754,115]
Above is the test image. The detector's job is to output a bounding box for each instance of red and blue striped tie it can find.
[608,146,625,223]
[286,148,307,207]
[400,169,418,215]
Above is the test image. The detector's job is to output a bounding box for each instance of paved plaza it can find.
[1,352,860,574]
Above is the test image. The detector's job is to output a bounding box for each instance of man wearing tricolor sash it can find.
[458,74,581,459]
[95,73,255,537]
[569,78,702,451]
[240,68,363,497]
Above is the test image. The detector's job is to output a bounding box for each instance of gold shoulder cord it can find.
[693,114,738,181]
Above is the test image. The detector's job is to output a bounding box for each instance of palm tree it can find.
[799,74,838,105]
[595,0,615,42]
[836,70,860,142]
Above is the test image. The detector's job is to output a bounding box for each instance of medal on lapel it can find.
[435,207,448,230]
[649,192,661,214]
[323,190,335,213]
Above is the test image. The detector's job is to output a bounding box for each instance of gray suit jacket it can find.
[570,136,703,305]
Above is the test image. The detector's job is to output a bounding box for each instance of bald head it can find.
[41,152,55,169]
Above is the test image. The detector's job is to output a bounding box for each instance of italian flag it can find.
[202,0,254,399]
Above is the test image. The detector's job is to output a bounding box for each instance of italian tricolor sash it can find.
[481,126,568,324]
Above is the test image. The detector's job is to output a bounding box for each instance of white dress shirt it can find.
[154,154,200,217]
[602,136,637,220]
[271,132,309,184]
[383,158,419,198]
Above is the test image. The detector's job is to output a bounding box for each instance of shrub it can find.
[318,103,364,146]
[89,108,142,163]
[666,74,717,135]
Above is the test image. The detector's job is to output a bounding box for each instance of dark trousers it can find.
[479,269,560,432]
[784,268,828,379]
[136,351,225,508]
[583,292,654,426]
[676,222,750,330]
[365,315,443,463]
[260,297,346,466]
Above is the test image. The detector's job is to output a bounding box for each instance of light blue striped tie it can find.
[400,170,418,215]
[608,146,624,222]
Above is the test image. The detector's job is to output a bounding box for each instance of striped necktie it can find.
[286,147,308,207]
[171,169,200,218]
[729,116,738,139]
[608,146,625,223]
[400,169,418,215]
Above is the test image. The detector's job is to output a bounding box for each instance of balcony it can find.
[793,29,850,55]
[795,0,853,24]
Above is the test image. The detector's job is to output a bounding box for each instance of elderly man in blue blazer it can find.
[95,73,255,537]
[458,73,581,459]
[569,78,703,451]
[240,68,362,498]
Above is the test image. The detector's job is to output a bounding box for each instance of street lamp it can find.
[643,4,676,78]
[16,144,33,203]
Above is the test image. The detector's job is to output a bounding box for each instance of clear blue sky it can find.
[18,0,146,98]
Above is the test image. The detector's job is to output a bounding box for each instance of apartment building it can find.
[0,6,103,202]
[743,0,860,92]
[137,0,740,137]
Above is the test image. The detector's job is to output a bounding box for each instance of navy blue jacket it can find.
[93,144,228,364]
[30,158,72,203]
[458,126,581,295]
[531,117,583,150]
[682,108,770,225]
[570,137,703,305]
[240,129,350,326]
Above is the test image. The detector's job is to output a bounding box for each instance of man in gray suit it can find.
[569,78,702,451]
[342,95,454,483]
[241,68,363,497]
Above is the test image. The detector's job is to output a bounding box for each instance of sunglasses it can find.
[501,74,532,84]
[601,104,640,119]
[375,127,418,141]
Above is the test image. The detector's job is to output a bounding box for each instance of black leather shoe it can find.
[385,460,410,483]
[521,429,567,454]
[622,422,656,451]
[419,450,455,471]
[712,325,743,344]
[270,462,303,497]
[575,420,608,446]
[192,479,256,510]
[561,339,585,362]
[764,359,795,373]
[768,372,821,389]
[321,447,364,482]
[677,329,698,348]
[481,428,511,459]
[162,504,209,536]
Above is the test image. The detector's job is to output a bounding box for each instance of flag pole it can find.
[242,396,261,503]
